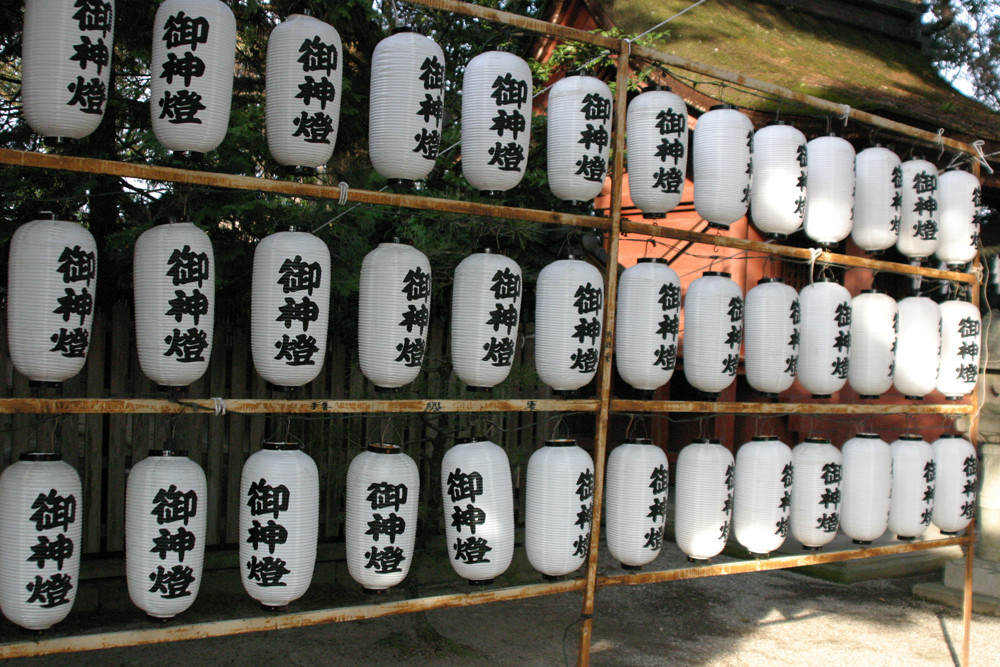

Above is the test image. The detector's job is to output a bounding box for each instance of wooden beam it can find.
[611,399,974,415]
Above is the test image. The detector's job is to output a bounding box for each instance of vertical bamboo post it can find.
[577,38,630,667]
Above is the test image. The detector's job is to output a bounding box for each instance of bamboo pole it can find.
[611,399,973,416]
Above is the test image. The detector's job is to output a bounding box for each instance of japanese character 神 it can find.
[247,519,288,554]
[165,289,208,326]
[365,513,406,544]
[490,109,526,140]
[296,76,337,110]
[451,504,487,534]
[654,138,685,165]
[160,51,206,87]
[277,296,320,331]
[53,287,93,326]
[27,534,74,570]
[70,35,110,75]
[151,526,196,562]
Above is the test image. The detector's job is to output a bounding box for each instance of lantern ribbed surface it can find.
[534,258,604,391]
[150,0,236,154]
[674,439,735,561]
[358,241,432,389]
[626,89,688,217]
[743,279,799,396]
[733,437,793,556]
[134,221,215,387]
[615,259,681,391]
[893,296,941,399]
[0,454,82,630]
[796,280,852,398]
[897,159,939,259]
[461,51,531,194]
[346,444,419,591]
[693,106,753,228]
[7,214,97,383]
[840,433,891,543]
[22,0,115,141]
[369,30,444,184]
[750,124,807,237]
[803,135,855,245]
[848,290,897,398]
[931,436,977,534]
[266,14,342,169]
[853,147,902,252]
[125,451,207,619]
[547,73,613,204]
[937,299,980,399]
[525,439,595,578]
[251,229,331,388]
[936,170,981,268]
[451,251,522,389]
[440,438,514,583]
[239,444,318,606]
[604,438,669,568]
[888,435,935,539]
[683,272,743,397]
[791,438,843,548]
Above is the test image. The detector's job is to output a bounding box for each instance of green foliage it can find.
[924,0,1000,110]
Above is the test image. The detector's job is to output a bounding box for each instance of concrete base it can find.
[913,557,1000,615]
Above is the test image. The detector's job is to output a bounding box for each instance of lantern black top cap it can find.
[545,438,577,447]
[637,257,667,265]
[703,271,730,278]
[20,452,60,462]
[567,67,593,77]
[758,277,783,284]
[628,437,653,445]
[148,449,188,457]
[263,442,301,451]
[691,438,721,444]
[389,237,413,246]
[157,217,190,226]
[861,288,881,294]
[899,434,925,441]
[368,442,401,454]
[805,437,831,443]
[751,435,777,441]
[645,83,672,92]
[37,210,55,220]
[392,26,420,35]
[856,432,881,438]
[457,436,488,444]
[275,225,301,233]
[710,103,737,111]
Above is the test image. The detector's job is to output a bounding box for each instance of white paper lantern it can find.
[888,435,935,540]
[461,50,532,195]
[893,295,941,399]
[604,438,669,568]
[614,258,681,392]
[125,450,207,619]
[797,279,852,398]
[936,170,981,268]
[534,257,604,391]
[150,0,236,155]
[451,250,522,389]
[937,298,981,399]
[733,437,793,555]
[358,240,432,389]
[791,438,842,549]
[440,437,514,583]
[0,453,82,630]
[251,227,331,388]
[239,443,318,607]
[693,105,753,229]
[345,444,420,591]
[848,290,897,399]
[266,13,342,170]
[134,221,215,388]
[674,439,735,561]
[750,123,807,238]
[626,87,688,217]
[21,0,115,142]
[897,159,940,260]
[7,213,97,384]
[743,278,799,396]
[525,439,595,578]
[803,135,855,246]
[931,436,977,534]
[369,28,445,186]
[840,433,892,544]
[547,73,613,204]
[852,146,902,252]
[683,272,743,398]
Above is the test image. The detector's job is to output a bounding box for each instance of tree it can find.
[924,0,1000,110]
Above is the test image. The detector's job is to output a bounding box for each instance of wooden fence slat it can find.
[226,332,249,544]
[206,335,228,545]
[106,301,130,551]
[83,313,106,552]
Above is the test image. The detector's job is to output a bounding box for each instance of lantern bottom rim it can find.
[945,395,963,401]
[541,574,565,582]
[757,392,778,399]
[896,535,917,542]
[387,178,415,189]
[904,395,925,401]
[765,232,788,241]
[43,136,75,147]
[281,165,318,177]
[468,578,495,586]
[811,394,833,400]
[747,551,771,559]
[156,384,188,393]
[261,603,290,612]
[372,385,401,393]
[479,190,506,198]
[686,556,710,563]
[267,383,303,393]
[852,540,873,545]
[363,586,391,595]
[858,394,880,400]
[172,151,204,163]
[800,545,823,551]
[28,380,62,389]
[641,212,666,220]
[465,385,493,393]
[145,614,172,623]
[560,200,593,210]
[947,263,968,270]
[620,563,643,571]
[939,530,960,536]
[705,222,730,231]
[697,390,720,401]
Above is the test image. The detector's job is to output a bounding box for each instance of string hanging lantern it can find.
[936,169,981,269]
[931,436,977,535]
[796,278,852,398]
[674,439,735,561]
[803,135,855,246]
[369,28,445,187]
[888,435,935,540]
[358,239,432,390]
[547,72,613,205]
[251,227,331,389]
[683,272,744,399]
[7,212,97,384]
[461,50,532,195]
[847,290,897,399]
[743,278,799,397]
[840,433,892,544]
[604,438,670,569]
[893,295,941,399]
[21,0,115,143]
[693,105,754,229]
[937,296,981,400]
[125,450,206,619]
[897,159,940,261]
[134,220,215,388]
[265,13,342,171]
[150,0,237,156]
[615,258,681,392]
[626,86,688,218]
[733,436,794,556]
[749,123,807,238]
[525,439,594,578]
[451,250,522,390]
[791,438,842,549]
[440,437,514,584]
[0,453,82,631]
[852,146,902,252]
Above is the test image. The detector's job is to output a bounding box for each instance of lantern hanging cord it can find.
[936,128,946,161]
[631,0,710,42]
[314,184,389,233]
[839,104,851,127]
[807,247,823,283]
[210,397,227,417]
[973,140,995,174]
[338,181,349,206]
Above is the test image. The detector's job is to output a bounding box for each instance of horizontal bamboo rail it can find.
[611,399,974,416]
